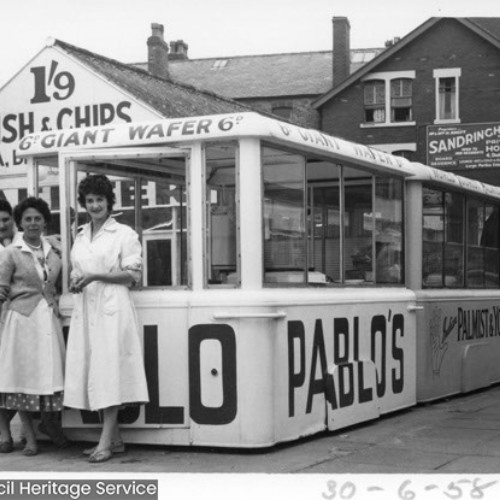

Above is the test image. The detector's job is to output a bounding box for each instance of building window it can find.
[272,105,293,120]
[391,78,412,122]
[433,68,461,123]
[392,150,415,161]
[364,80,385,123]
[362,71,415,127]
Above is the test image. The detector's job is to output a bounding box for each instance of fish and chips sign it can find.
[427,122,500,170]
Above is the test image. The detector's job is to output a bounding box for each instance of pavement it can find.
[2,385,500,474]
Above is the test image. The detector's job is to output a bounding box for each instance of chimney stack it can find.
[147,23,169,78]
[332,17,350,87]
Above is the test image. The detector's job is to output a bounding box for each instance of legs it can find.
[0,409,14,453]
[88,406,122,463]
[18,411,37,456]
[39,411,69,448]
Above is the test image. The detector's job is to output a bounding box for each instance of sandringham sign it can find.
[427,122,500,170]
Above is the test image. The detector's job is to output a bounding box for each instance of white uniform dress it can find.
[63,217,149,411]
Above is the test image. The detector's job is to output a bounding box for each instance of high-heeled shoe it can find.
[82,440,125,456]
[0,439,13,453]
[88,448,113,463]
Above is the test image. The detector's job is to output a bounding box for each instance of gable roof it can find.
[133,48,384,99]
[313,17,500,108]
[51,39,254,118]
[466,17,500,42]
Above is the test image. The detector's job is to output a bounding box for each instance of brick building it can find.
[314,17,500,185]
[136,20,383,130]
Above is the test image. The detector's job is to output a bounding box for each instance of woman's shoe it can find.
[83,440,125,456]
[88,448,113,463]
[22,445,38,456]
[0,440,13,453]
[38,421,69,449]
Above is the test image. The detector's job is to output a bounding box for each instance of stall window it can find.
[262,146,405,286]
[141,179,187,287]
[422,188,445,287]
[375,177,404,284]
[423,189,464,287]
[205,143,238,286]
[344,170,373,282]
[444,192,465,287]
[308,175,341,283]
[263,149,306,284]
[421,187,500,289]
[467,200,499,288]
[71,157,188,289]
[482,205,500,287]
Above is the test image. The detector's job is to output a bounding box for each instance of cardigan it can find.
[0,235,62,317]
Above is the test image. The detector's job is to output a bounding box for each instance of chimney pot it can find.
[151,23,164,39]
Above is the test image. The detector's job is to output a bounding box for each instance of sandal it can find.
[88,448,113,463]
[0,439,13,453]
[83,440,125,456]
[22,445,38,456]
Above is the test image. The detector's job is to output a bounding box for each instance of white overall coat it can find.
[63,218,149,411]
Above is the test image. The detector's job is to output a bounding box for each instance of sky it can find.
[0,0,499,87]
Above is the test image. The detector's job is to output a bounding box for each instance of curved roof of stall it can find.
[20,113,500,199]
[409,162,500,200]
[18,112,417,177]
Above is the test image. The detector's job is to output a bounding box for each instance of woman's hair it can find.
[0,199,12,216]
[13,197,51,228]
[77,174,116,212]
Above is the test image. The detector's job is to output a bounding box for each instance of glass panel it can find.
[423,188,444,287]
[482,205,500,287]
[344,167,373,283]
[364,80,386,123]
[141,179,187,287]
[467,198,484,288]
[444,192,464,287]
[439,77,456,120]
[205,143,237,285]
[467,202,500,289]
[307,160,341,283]
[263,147,306,284]
[375,177,404,284]
[364,81,385,104]
[37,163,61,236]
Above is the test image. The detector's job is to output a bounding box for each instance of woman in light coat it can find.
[0,197,65,456]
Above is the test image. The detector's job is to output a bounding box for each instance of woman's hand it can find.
[69,272,94,293]
[0,286,10,302]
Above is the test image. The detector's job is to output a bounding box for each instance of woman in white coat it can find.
[64,174,149,463]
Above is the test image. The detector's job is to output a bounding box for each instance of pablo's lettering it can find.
[289,312,405,417]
